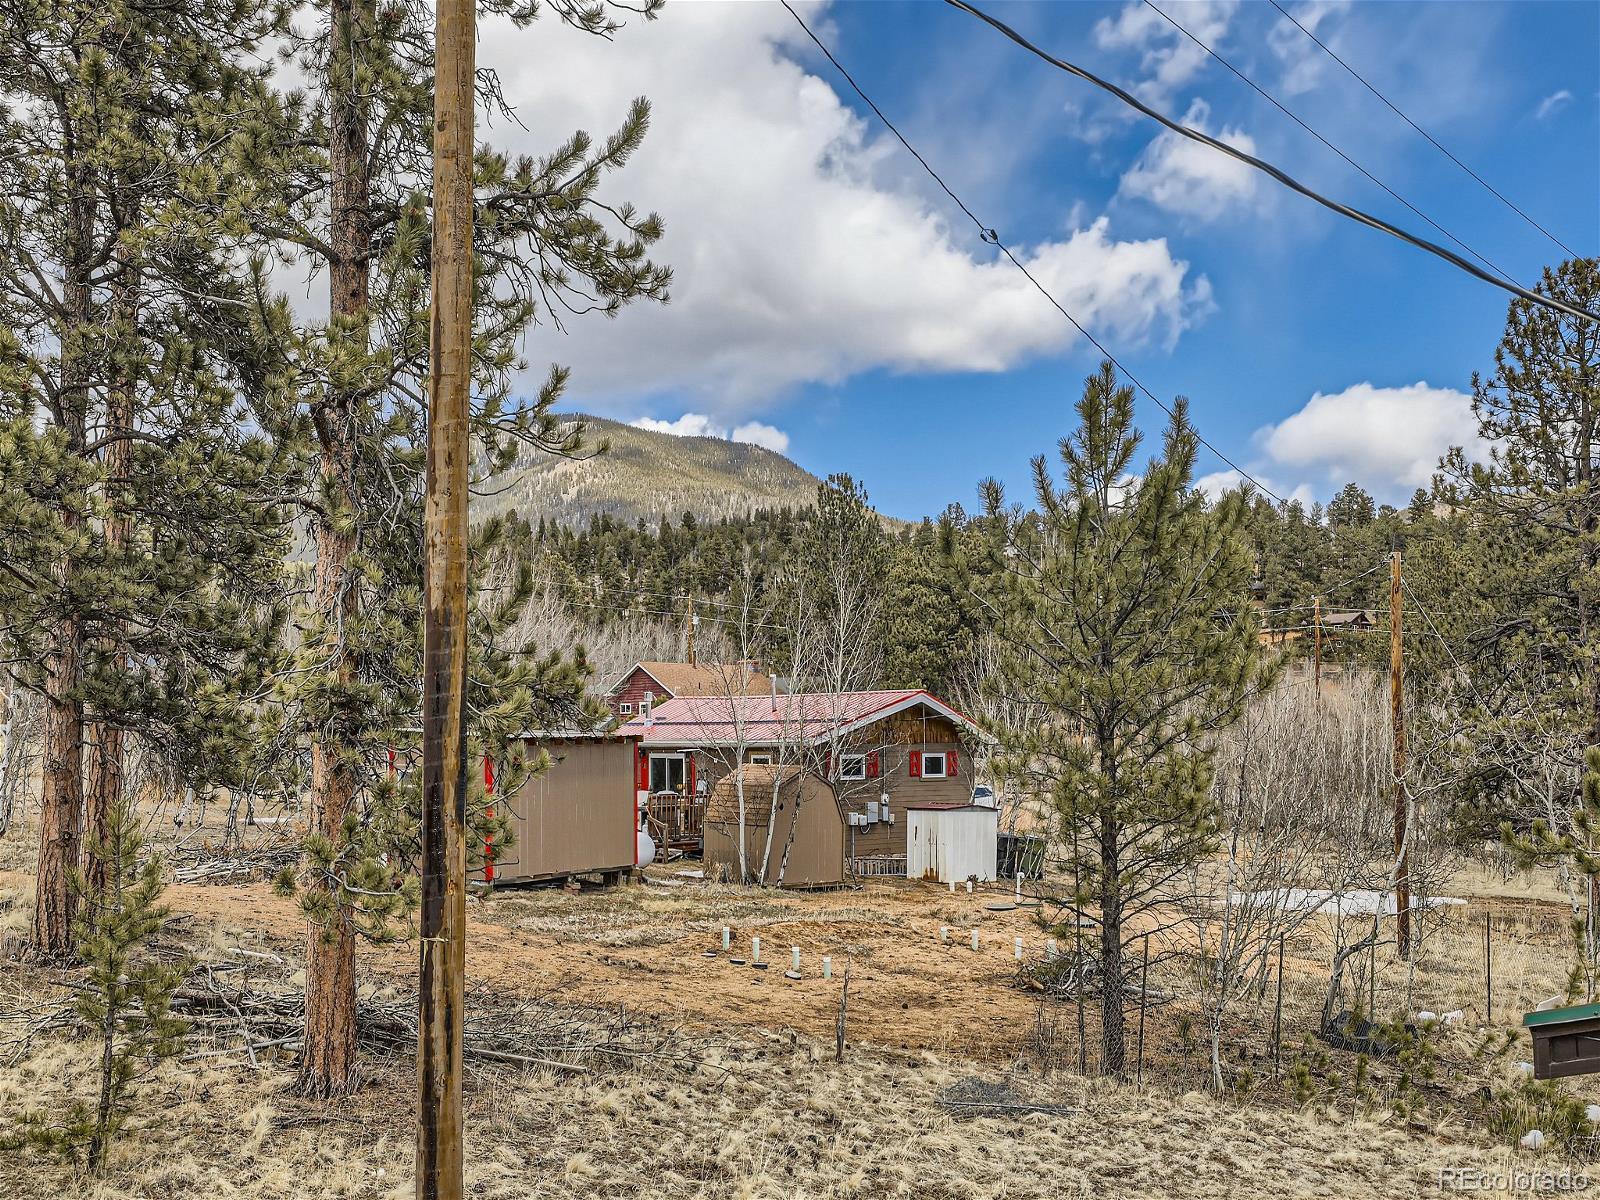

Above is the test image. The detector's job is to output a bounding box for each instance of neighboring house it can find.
[617,688,985,875]
[1258,607,1378,647]
[604,660,775,720]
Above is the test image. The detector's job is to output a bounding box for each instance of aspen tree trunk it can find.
[33,143,97,958]
[299,0,372,1098]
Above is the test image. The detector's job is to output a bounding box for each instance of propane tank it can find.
[636,808,657,868]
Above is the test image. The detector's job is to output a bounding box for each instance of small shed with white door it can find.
[905,800,998,884]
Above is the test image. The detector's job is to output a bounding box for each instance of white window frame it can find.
[748,752,773,766]
[920,751,948,779]
[619,702,634,715]
[839,753,867,782]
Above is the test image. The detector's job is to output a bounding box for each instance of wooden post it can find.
[1311,595,1322,695]
[1484,911,1493,1025]
[835,965,851,1062]
[686,594,696,666]
[1273,934,1285,1079]
[1136,933,1149,1084]
[418,1,474,1197]
[1390,550,1411,960]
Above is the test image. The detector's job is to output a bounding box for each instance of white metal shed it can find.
[905,801,998,884]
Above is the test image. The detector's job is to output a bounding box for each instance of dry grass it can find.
[3,804,1598,1197]
[0,1021,1555,1200]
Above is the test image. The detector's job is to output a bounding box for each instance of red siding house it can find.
[604,660,775,720]
[617,689,986,874]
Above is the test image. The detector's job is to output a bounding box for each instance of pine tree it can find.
[1,790,189,1175]
[1434,259,1600,813]
[0,0,296,956]
[983,362,1266,1075]
[248,0,670,1095]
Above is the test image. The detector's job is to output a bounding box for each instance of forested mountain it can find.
[474,414,822,528]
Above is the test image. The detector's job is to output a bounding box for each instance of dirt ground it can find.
[1,834,1597,1198]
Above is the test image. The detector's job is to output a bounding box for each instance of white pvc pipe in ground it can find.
[722,927,731,952]
[791,945,800,972]
[1014,936,1024,961]
[1015,872,1023,900]
[940,925,950,943]
[970,929,980,952]
[752,936,762,964]
[822,956,833,980]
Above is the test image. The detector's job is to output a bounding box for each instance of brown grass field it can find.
[0,807,1596,1199]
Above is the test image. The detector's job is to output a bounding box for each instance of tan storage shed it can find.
[478,732,640,886]
[703,765,846,888]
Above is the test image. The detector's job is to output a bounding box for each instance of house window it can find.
[748,752,773,766]
[839,754,867,781]
[920,752,948,779]
[649,754,686,795]
[619,702,634,715]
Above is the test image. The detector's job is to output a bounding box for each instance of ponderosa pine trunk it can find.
[85,234,137,901]
[33,140,97,959]
[298,0,371,1098]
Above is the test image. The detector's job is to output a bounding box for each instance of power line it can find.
[940,0,1600,326]
[1266,0,1581,261]
[778,0,1291,506]
[1143,0,1519,288]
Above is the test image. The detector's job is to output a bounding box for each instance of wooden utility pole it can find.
[1389,551,1411,960]
[418,1,474,1196]
[1311,595,1322,695]
[686,594,697,666]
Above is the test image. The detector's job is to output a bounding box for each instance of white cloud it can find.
[1254,381,1485,500]
[1194,469,1313,506]
[1267,1,1352,97]
[1118,100,1263,222]
[730,422,791,454]
[1093,0,1238,109]
[1536,89,1574,120]
[480,3,1212,417]
[630,413,791,456]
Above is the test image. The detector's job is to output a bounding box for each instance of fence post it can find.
[1137,933,1150,1085]
[1273,934,1285,1080]
[1484,911,1493,1026]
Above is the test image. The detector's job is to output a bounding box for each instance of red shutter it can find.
[637,748,648,791]
[909,750,922,778]
[948,750,959,777]
[866,751,880,779]
[687,754,697,797]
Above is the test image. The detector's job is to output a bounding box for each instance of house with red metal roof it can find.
[616,688,984,873]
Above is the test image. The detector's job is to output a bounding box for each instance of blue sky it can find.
[487,1,1599,520]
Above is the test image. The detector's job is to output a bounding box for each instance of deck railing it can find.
[849,853,907,878]
[646,792,704,850]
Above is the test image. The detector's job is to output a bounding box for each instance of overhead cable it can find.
[941,0,1600,325]
[779,0,1291,505]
